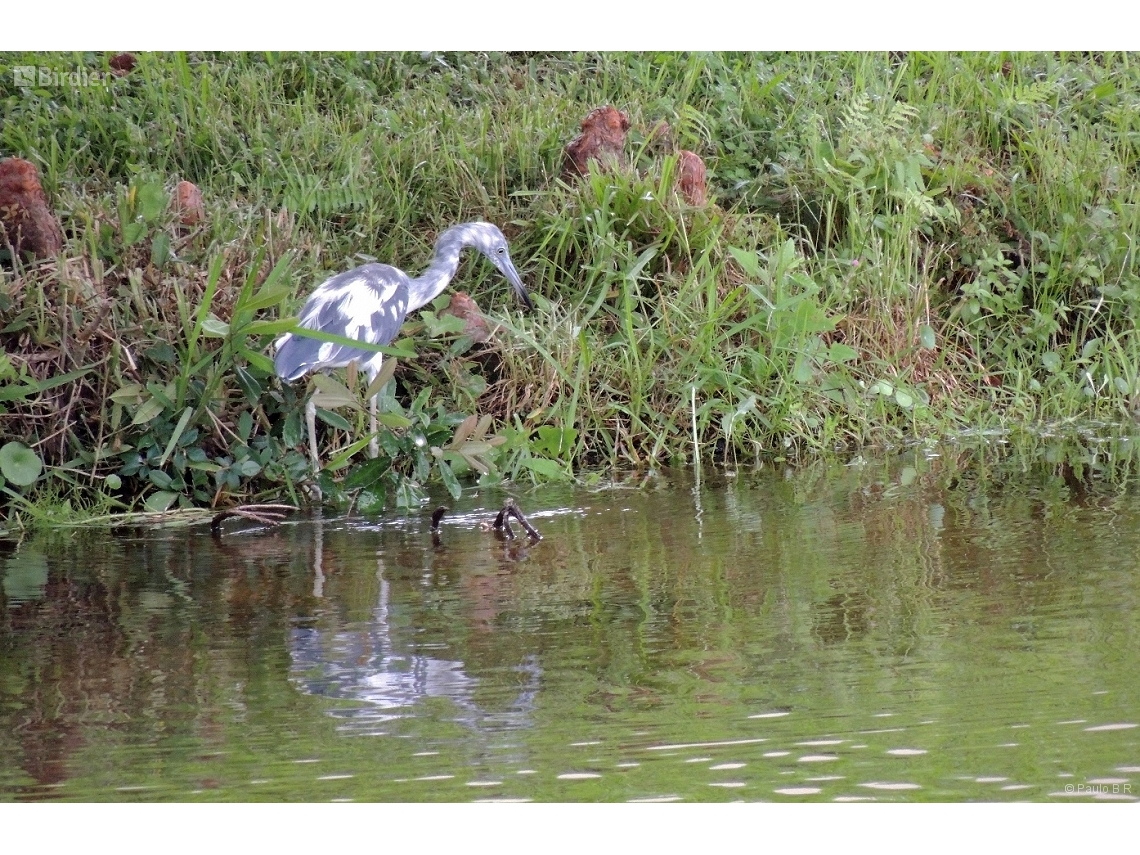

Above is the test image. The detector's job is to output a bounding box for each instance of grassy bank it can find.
[2,51,1140,526]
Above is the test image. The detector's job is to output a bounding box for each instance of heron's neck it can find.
[408,225,478,312]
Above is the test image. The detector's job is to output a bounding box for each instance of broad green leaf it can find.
[376,412,413,430]
[533,425,577,456]
[436,458,462,501]
[185,459,222,473]
[150,232,171,267]
[0,364,98,402]
[238,410,254,442]
[315,408,353,431]
[343,457,390,490]
[894,389,915,409]
[233,365,263,404]
[394,479,421,509]
[130,395,166,426]
[282,411,303,447]
[828,342,859,363]
[237,346,275,374]
[1042,352,1062,373]
[143,490,178,512]
[728,246,762,279]
[356,489,384,514]
[110,383,145,403]
[520,457,568,479]
[0,441,43,486]
[201,317,230,337]
[122,222,146,246]
[145,380,176,408]
[238,282,294,316]
[919,325,936,350]
[0,382,36,403]
[423,311,468,337]
[158,406,193,467]
[136,182,168,223]
[310,375,359,410]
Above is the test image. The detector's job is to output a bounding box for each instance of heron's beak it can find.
[501,257,534,311]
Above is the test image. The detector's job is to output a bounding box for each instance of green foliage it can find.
[0,441,43,486]
[3,51,1140,525]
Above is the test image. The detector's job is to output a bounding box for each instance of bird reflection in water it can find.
[288,518,540,737]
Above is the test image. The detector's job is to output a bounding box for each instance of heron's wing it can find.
[275,264,410,381]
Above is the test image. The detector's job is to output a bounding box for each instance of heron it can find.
[274,221,532,487]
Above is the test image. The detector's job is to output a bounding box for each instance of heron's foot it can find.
[301,480,323,503]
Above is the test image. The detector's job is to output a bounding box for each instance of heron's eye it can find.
[496,247,505,254]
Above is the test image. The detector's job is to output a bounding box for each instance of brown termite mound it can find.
[109,53,137,76]
[562,106,631,179]
[0,158,64,261]
[173,180,206,226]
[676,149,708,206]
[441,292,491,344]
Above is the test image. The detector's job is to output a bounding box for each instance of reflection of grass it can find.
[3,52,1140,522]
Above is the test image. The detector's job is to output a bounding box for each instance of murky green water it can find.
[3,451,1139,802]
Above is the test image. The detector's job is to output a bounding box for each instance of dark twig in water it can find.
[493,498,541,541]
[433,499,540,543]
[506,500,542,540]
[431,506,448,532]
[210,503,297,536]
[492,505,514,539]
[431,506,448,547]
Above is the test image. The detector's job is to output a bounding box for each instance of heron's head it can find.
[468,222,534,310]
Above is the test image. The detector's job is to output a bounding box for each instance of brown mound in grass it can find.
[174,180,205,225]
[562,106,631,179]
[0,158,63,260]
[677,150,707,206]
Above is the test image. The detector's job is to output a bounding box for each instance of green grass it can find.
[2,51,1140,525]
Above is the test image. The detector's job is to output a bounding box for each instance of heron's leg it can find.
[365,363,381,459]
[306,397,321,479]
[369,393,379,459]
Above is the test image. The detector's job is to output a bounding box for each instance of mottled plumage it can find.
[274,264,407,385]
[274,222,531,489]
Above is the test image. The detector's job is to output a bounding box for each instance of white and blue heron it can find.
[274,221,532,484]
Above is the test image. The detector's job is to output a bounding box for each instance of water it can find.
[2,452,1139,802]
